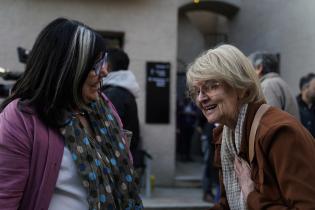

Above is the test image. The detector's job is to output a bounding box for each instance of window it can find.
[97,31,125,49]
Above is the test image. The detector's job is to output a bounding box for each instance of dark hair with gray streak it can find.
[248,51,279,74]
[0,17,106,127]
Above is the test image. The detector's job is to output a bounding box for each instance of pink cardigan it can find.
[0,95,125,210]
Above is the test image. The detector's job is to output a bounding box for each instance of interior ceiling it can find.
[186,11,228,34]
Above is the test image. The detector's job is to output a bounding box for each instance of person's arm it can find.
[126,97,140,152]
[247,125,315,209]
[0,112,31,210]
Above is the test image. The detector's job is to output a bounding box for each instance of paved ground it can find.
[141,160,215,209]
[141,187,213,209]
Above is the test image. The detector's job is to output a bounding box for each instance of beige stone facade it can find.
[0,0,312,186]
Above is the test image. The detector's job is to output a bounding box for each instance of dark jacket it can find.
[102,70,142,167]
[296,94,315,138]
[211,102,315,210]
[102,86,140,156]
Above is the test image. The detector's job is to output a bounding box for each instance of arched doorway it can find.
[175,0,239,191]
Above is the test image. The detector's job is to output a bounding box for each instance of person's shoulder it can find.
[257,106,307,143]
[262,75,290,95]
[102,85,116,91]
[266,73,289,86]
[1,99,21,119]
[1,100,29,136]
[262,74,282,84]
[261,106,298,128]
[1,99,36,125]
[103,85,131,96]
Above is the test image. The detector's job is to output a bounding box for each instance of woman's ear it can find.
[256,64,263,77]
[237,89,248,101]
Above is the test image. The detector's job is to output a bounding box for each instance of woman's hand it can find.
[234,157,255,200]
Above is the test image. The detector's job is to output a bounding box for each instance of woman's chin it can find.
[83,94,98,104]
[204,113,219,125]
[206,118,217,124]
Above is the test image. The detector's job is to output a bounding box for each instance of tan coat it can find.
[211,102,315,210]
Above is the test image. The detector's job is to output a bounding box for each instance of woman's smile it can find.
[194,81,241,128]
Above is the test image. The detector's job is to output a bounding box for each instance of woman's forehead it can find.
[192,78,219,86]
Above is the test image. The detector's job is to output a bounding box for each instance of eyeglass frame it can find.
[93,52,108,76]
[188,79,221,101]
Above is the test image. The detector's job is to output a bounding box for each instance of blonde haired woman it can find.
[187,44,315,209]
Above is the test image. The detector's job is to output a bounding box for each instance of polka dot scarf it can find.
[61,98,143,210]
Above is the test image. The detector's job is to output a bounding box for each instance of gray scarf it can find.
[221,104,248,210]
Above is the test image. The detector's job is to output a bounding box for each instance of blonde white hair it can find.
[186,44,265,104]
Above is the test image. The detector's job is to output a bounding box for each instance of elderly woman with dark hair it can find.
[187,44,315,209]
[0,18,142,210]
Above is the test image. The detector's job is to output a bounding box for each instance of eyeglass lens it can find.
[94,52,107,75]
[189,80,220,99]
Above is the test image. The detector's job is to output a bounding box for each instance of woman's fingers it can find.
[234,157,251,177]
[234,157,242,175]
[234,156,255,200]
[240,158,251,171]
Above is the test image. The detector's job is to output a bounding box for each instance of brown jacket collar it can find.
[212,101,265,162]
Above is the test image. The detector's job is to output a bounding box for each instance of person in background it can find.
[248,51,300,119]
[101,48,141,166]
[297,73,315,137]
[199,118,218,203]
[178,97,197,162]
[187,44,315,209]
[0,18,142,210]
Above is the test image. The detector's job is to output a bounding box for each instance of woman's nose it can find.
[197,90,208,102]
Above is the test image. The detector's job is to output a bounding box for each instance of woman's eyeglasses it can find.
[188,80,221,100]
[93,52,107,75]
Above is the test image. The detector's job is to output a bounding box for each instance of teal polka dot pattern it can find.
[62,96,143,209]
[95,159,101,167]
[119,142,125,150]
[83,137,90,145]
[100,127,107,135]
[89,172,97,181]
[110,158,117,166]
[99,194,106,203]
[125,175,132,183]
[107,114,114,121]
[72,153,77,161]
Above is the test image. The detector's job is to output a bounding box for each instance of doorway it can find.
[175,3,234,191]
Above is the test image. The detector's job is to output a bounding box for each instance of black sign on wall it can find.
[146,62,170,124]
